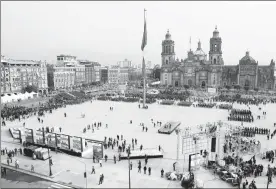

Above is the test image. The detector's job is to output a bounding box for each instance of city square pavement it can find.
[1,100,276,188]
[1,168,55,188]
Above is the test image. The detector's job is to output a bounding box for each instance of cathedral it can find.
[160,27,275,90]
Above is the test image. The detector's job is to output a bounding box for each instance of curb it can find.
[1,163,81,189]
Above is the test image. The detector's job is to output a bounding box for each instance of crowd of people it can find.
[228,109,254,122]
[242,127,270,137]
[194,102,216,108]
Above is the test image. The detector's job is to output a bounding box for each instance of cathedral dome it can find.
[240,51,257,64]
[194,40,206,61]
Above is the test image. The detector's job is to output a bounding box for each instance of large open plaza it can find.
[2,99,276,188]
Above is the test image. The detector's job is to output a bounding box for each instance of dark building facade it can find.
[100,67,108,84]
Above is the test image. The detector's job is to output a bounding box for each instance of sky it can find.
[1,1,276,66]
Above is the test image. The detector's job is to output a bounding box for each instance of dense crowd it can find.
[195,102,216,108]
[228,109,254,122]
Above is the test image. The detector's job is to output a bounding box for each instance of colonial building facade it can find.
[160,28,275,90]
[1,56,48,94]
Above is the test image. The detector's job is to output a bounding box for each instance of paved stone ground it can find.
[1,100,276,188]
[1,168,53,188]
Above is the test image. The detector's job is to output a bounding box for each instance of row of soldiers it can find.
[228,114,254,123]
[243,127,270,135]
[231,109,252,115]
[195,103,216,108]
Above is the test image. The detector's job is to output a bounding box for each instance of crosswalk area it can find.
[48,183,72,188]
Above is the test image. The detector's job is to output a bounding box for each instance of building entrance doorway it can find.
[201,81,206,88]
[175,81,179,87]
[188,79,192,87]
[245,80,250,87]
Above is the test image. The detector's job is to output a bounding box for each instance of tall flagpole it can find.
[142,9,147,108]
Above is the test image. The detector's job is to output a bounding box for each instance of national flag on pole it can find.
[141,9,147,51]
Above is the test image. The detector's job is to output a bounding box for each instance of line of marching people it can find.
[228,109,254,123]
[241,127,270,137]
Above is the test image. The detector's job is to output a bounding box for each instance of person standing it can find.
[99,159,102,167]
[31,165,34,172]
[98,174,102,185]
[104,155,108,162]
[138,164,141,173]
[143,165,147,174]
[101,174,104,184]
[130,162,133,170]
[113,155,116,164]
[148,167,151,175]
[161,168,164,177]
[91,166,95,174]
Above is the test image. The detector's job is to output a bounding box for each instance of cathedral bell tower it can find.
[209,26,224,65]
[161,30,175,66]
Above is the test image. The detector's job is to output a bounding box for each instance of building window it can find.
[213,58,216,64]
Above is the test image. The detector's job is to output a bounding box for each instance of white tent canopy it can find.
[151,81,160,85]
[1,94,12,103]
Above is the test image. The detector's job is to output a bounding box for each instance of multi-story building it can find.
[117,59,132,68]
[1,56,48,94]
[78,60,94,84]
[56,54,77,66]
[160,28,275,90]
[119,67,129,85]
[108,65,120,85]
[53,66,75,90]
[108,65,129,85]
[55,55,86,87]
[92,62,101,82]
[100,67,108,84]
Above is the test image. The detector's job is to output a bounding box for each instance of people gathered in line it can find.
[228,109,254,122]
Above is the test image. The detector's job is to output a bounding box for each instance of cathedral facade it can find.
[160,27,275,90]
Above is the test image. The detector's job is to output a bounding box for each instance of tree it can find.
[184,85,190,90]
[225,85,231,91]
[22,85,38,93]
[244,85,250,92]
[234,85,241,90]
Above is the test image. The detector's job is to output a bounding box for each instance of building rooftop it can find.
[1,56,43,65]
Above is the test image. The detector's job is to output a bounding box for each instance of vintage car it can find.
[221,172,238,184]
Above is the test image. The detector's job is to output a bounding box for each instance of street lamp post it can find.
[48,147,52,176]
[128,146,131,189]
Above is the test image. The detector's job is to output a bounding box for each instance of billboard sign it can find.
[57,134,70,150]
[35,129,44,145]
[45,132,57,147]
[93,143,103,159]
[70,136,83,153]
[25,129,34,143]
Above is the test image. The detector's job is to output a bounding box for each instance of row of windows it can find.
[55,78,74,82]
